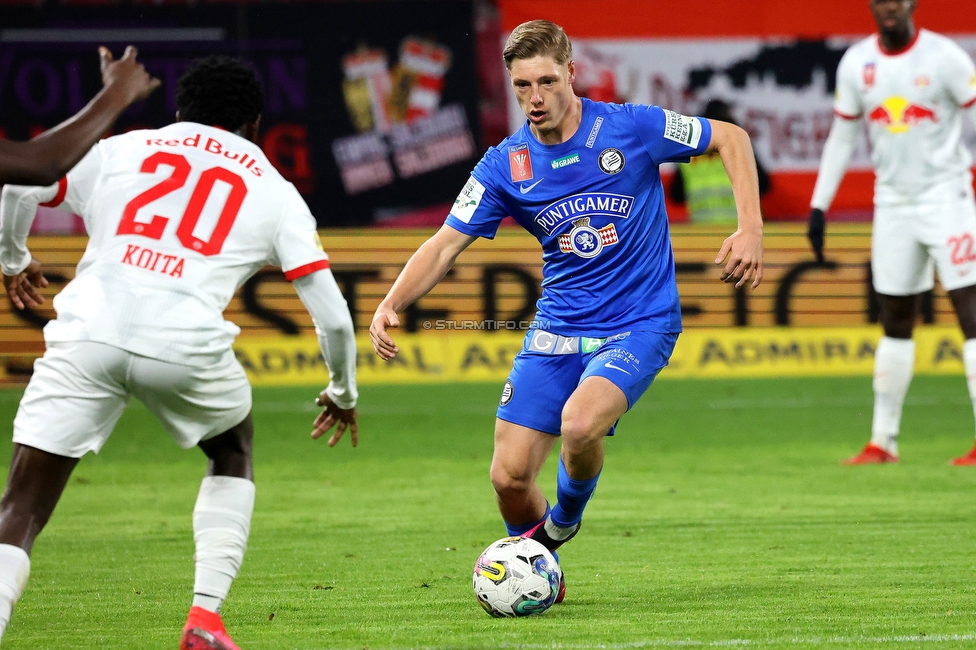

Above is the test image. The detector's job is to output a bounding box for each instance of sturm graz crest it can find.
[500,380,514,406]
[598,148,625,174]
[567,218,603,258]
[557,217,619,258]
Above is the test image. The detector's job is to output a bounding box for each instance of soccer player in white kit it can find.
[808,0,976,465]
[0,57,358,649]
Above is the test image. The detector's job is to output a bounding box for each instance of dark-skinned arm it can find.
[0,46,160,186]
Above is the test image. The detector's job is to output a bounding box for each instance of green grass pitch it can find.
[1,376,976,649]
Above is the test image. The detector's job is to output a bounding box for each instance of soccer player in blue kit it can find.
[370,19,764,601]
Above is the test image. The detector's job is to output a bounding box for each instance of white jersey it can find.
[834,29,976,205]
[3,122,330,365]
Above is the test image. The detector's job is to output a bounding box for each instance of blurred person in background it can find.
[0,56,358,649]
[670,99,771,224]
[807,0,976,465]
[370,20,763,603]
[0,46,159,187]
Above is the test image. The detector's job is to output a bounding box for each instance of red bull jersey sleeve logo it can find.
[863,63,876,88]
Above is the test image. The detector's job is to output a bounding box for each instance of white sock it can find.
[191,476,255,613]
[963,339,976,440]
[543,517,578,541]
[0,544,30,640]
[871,336,915,455]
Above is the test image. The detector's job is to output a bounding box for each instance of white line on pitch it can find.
[400,633,976,649]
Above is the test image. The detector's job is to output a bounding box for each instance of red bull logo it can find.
[868,96,938,133]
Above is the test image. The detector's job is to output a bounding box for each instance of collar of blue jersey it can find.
[519,97,599,155]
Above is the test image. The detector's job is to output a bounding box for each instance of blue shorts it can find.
[496,329,678,436]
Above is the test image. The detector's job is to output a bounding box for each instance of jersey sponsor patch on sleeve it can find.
[863,63,876,88]
[450,175,485,224]
[662,109,703,149]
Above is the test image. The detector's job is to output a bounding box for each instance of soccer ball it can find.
[472,536,562,617]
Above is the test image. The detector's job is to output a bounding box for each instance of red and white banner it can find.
[505,36,976,173]
[497,0,976,219]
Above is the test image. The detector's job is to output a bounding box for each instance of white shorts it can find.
[13,341,252,458]
[872,197,976,295]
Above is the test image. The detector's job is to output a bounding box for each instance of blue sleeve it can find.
[626,104,712,165]
[444,153,508,240]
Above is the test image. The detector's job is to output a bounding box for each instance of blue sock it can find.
[504,502,550,537]
[550,456,600,528]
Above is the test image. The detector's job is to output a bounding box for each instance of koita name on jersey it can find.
[121,244,185,277]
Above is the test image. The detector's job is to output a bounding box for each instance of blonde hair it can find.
[502,20,573,70]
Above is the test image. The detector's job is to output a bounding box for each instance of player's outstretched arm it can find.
[706,120,764,289]
[311,391,358,448]
[3,257,48,310]
[0,46,160,186]
[808,116,860,261]
[370,224,477,360]
[0,182,62,307]
[292,269,359,445]
[807,208,826,263]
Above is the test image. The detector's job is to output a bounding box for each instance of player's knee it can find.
[949,293,976,338]
[559,412,604,449]
[879,299,917,337]
[881,321,913,339]
[205,434,251,458]
[199,432,253,479]
[200,416,253,466]
[489,461,531,497]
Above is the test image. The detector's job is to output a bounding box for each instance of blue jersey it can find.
[446,98,712,336]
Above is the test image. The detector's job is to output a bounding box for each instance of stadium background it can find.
[1,0,975,384]
[6,5,976,648]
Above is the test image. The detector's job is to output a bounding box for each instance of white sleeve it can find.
[28,144,104,218]
[967,103,976,130]
[810,116,862,212]
[271,186,330,281]
[293,270,358,409]
[833,49,864,119]
[0,183,58,275]
[943,39,976,107]
[0,143,104,275]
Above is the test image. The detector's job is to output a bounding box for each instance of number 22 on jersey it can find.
[117,151,247,257]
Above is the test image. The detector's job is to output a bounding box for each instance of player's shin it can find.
[191,476,255,613]
[505,502,550,537]
[550,456,599,534]
[0,544,29,639]
[962,340,976,434]
[947,340,976,464]
[871,336,915,454]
